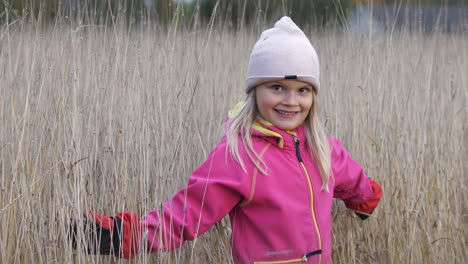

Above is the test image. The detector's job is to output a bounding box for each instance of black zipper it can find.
[293,135,303,162]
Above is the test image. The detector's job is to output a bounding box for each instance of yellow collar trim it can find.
[252,121,284,148]
[257,119,297,136]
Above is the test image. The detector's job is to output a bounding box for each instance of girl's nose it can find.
[283,92,298,105]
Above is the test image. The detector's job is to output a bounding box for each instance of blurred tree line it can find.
[0,0,466,27]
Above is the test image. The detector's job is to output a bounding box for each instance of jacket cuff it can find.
[115,211,141,259]
[344,179,382,219]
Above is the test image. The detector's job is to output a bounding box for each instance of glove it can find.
[344,179,382,220]
[70,211,141,259]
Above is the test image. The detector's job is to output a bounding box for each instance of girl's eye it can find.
[271,85,283,91]
[299,87,311,93]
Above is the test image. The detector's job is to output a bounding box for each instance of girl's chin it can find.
[272,121,303,131]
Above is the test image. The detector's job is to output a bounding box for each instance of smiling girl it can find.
[74,16,382,264]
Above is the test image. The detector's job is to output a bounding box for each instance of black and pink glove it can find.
[70,211,141,259]
[345,179,382,220]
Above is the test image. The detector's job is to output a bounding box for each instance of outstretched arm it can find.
[142,141,249,252]
[330,138,382,220]
[70,141,249,258]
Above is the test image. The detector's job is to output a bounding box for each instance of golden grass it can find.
[0,19,466,263]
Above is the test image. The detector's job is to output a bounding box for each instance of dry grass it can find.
[0,17,466,264]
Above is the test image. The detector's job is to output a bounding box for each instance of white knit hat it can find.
[245,16,320,93]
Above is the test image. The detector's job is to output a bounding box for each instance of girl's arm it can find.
[72,141,247,259]
[330,138,382,219]
[142,140,248,252]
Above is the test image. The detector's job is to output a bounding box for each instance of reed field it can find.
[0,11,467,264]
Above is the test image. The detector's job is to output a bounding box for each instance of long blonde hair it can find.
[225,89,332,191]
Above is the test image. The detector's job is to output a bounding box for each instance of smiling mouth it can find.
[275,109,298,118]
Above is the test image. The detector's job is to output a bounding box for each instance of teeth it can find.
[277,110,295,116]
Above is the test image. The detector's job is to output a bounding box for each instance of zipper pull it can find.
[302,250,323,262]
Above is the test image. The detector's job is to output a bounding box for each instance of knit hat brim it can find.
[245,75,320,94]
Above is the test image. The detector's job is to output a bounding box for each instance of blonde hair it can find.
[225,89,332,191]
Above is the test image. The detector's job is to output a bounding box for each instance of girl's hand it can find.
[69,211,141,259]
[344,179,382,220]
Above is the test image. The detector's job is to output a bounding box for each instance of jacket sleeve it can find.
[330,138,382,219]
[141,140,248,252]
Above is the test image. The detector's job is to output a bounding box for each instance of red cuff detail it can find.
[83,212,114,231]
[115,211,141,259]
[345,179,382,214]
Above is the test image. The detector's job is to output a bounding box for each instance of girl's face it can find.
[255,80,314,131]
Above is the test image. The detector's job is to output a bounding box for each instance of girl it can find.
[74,16,382,264]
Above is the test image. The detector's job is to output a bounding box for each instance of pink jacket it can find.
[141,120,377,264]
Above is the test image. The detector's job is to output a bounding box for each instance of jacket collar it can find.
[251,119,307,150]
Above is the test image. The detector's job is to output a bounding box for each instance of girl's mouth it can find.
[275,109,298,118]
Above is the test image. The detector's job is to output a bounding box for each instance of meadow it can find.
[0,14,466,264]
